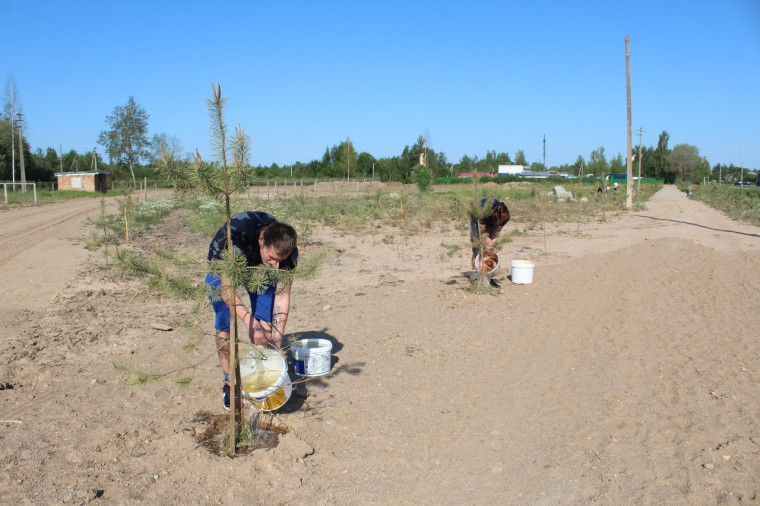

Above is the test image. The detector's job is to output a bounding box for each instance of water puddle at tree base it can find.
[195,413,288,457]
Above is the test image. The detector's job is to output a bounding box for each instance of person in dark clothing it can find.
[205,211,298,409]
[469,198,510,287]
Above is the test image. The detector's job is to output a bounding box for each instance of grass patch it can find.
[113,360,163,386]
[440,242,460,257]
[684,184,760,226]
[87,196,181,246]
[0,188,133,208]
[172,181,664,239]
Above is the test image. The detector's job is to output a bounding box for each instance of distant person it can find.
[205,211,298,410]
[470,198,511,288]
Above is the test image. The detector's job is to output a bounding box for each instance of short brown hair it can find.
[262,222,297,257]
[486,202,510,228]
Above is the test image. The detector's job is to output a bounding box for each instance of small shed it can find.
[54,171,110,193]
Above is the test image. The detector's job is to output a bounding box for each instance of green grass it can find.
[0,188,136,208]
[173,181,664,239]
[683,184,760,226]
[94,180,666,301]
[86,195,181,248]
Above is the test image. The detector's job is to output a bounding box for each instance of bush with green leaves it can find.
[411,164,432,193]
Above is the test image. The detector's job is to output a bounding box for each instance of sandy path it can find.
[0,185,759,504]
[529,184,760,259]
[0,198,118,325]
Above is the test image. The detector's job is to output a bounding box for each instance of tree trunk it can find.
[129,161,137,188]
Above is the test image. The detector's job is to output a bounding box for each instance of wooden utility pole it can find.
[10,112,15,189]
[17,113,27,193]
[625,35,633,209]
[637,126,644,193]
[7,77,17,190]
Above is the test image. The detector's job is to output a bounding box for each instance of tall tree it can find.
[148,133,183,165]
[574,154,586,176]
[609,153,625,172]
[356,151,376,178]
[587,146,608,176]
[0,118,11,179]
[636,145,653,178]
[3,73,20,186]
[331,138,357,179]
[415,133,429,166]
[98,96,150,187]
[494,151,512,166]
[514,149,528,166]
[669,143,702,182]
[652,130,670,181]
[458,154,476,173]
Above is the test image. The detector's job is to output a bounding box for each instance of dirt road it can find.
[0,198,119,326]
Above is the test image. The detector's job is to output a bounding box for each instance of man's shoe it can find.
[489,278,500,288]
[294,383,308,399]
[222,383,230,411]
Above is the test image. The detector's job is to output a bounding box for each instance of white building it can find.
[497,165,529,175]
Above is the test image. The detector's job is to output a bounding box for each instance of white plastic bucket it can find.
[475,250,500,275]
[291,338,333,376]
[510,260,535,284]
[250,375,292,412]
[240,348,289,401]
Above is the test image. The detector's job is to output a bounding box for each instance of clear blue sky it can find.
[2,0,759,170]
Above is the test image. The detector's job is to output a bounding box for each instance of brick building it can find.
[54,171,110,193]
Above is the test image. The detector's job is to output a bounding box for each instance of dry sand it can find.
[1,185,759,504]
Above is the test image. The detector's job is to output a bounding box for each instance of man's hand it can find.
[250,318,273,347]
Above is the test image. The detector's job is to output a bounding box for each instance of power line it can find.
[637,125,646,192]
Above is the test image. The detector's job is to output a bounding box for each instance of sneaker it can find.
[222,383,230,411]
[472,271,479,281]
[489,278,500,288]
[294,383,309,399]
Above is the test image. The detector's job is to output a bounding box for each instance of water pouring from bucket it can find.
[240,348,290,406]
[475,249,500,277]
[250,375,293,412]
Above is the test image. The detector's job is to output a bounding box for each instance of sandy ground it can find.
[1,184,759,504]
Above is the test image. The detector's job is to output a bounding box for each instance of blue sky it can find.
[2,0,759,170]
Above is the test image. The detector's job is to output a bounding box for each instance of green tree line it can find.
[1,83,755,186]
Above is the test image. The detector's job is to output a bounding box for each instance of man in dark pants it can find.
[205,211,297,410]
[470,198,510,288]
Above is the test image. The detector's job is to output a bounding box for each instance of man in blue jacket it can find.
[205,211,298,410]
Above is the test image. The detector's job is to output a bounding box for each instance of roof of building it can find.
[54,171,111,176]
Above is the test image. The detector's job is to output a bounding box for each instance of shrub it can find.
[411,165,432,193]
